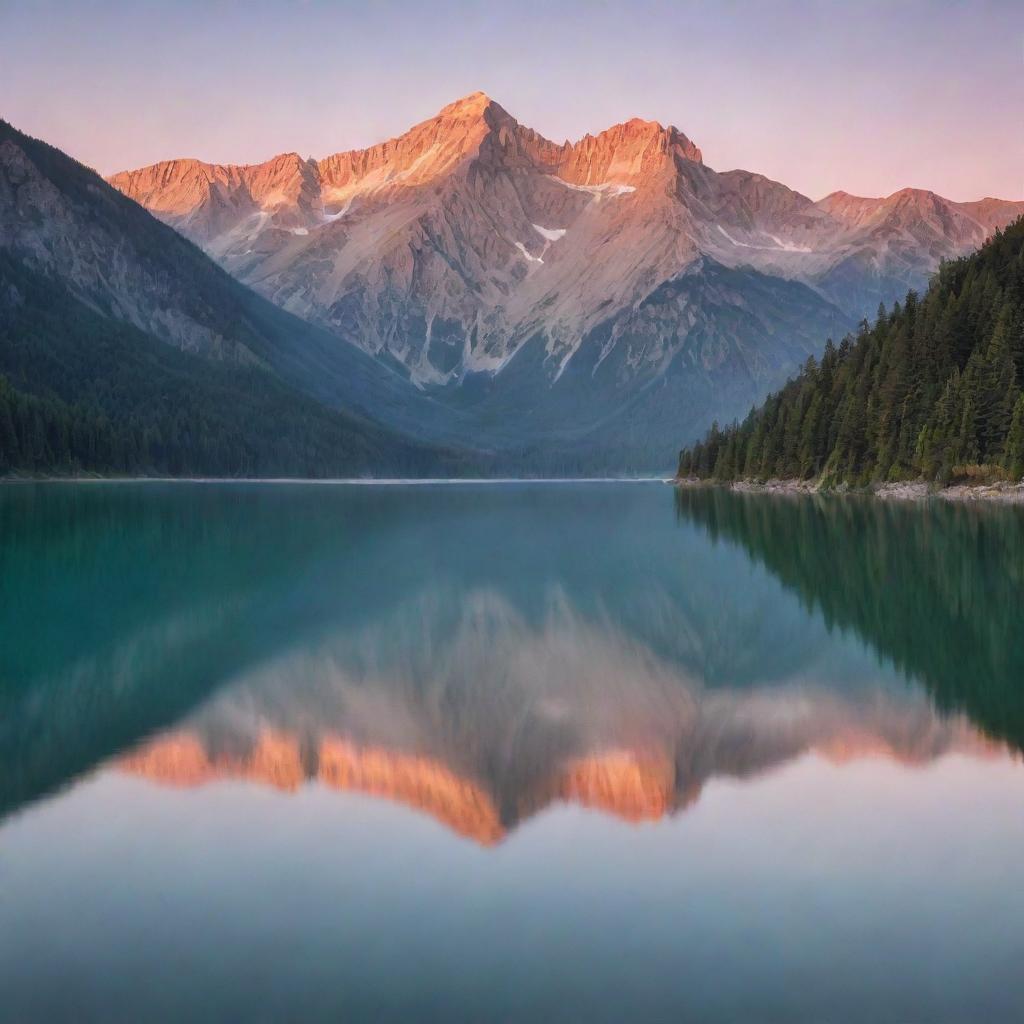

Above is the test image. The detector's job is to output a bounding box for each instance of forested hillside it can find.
[678,218,1024,486]
[0,119,475,478]
[0,256,463,477]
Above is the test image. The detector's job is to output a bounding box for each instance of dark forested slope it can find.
[678,218,1024,486]
[0,118,471,476]
[0,256,460,476]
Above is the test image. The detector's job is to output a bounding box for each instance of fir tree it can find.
[1003,393,1024,480]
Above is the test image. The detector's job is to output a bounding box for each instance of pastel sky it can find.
[2,0,1021,201]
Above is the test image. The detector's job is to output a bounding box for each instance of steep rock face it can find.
[109,95,1024,463]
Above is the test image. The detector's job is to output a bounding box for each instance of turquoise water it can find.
[2,482,1023,1022]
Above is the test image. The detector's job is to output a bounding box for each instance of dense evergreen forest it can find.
[0,256,466,478]
[678,218,1024,486]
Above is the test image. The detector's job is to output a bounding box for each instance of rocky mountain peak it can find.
[314,92,535,202]
[616,116,700,153]
[436,90,509,123]
[102,96,1024,466]
[552,117,702,189]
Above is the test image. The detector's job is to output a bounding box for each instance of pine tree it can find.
[1003,393,1024,481]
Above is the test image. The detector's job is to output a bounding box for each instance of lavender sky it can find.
[2,0,1021,201]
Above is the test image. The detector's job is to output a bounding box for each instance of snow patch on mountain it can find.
[717,225,813,254]
[533,224,567,242]
[551,177,637,199]
[321,201,351,223]
[768,234,813,253]
[515,241,544,264]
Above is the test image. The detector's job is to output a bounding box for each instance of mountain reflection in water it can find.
[4,482,1024,1024]
[2,482,1019,840]
[115,589,1000,845]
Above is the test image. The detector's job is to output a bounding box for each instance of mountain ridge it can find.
[0,117,475,476]
[106,93,1024,468]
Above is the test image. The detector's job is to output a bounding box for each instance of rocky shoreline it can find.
[675,477,1024,504]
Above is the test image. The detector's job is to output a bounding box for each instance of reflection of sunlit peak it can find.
[316,736,505,845]
[816,722,1006,767]
[119,730,305,792]
[558,750,676,823]
[111,580,1012,850]
[118,729,506,846]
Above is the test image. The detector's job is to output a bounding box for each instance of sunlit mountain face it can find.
[105,94,1024,466]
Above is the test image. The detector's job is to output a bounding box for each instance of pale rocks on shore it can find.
[675,477,1024,504]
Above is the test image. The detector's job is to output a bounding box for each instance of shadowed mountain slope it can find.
[0,118,475,476]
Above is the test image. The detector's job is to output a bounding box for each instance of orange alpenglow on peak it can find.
[422,91,519,136]
[598,117,702,162]
[93,86,1024,464]
[436,90,502,117]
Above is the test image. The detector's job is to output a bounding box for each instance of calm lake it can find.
[2,481,1023,1022]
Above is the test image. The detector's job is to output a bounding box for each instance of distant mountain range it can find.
[2,97,1020,476]
[110,92,1024,467]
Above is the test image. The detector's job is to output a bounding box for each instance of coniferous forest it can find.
[678,217,1024,486]
[0,255,467,478]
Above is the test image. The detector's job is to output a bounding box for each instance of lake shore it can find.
[675,476,1024,504]
[0,474,667,486]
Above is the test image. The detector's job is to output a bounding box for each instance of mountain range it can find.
[2,96,1021,475]
[0,117,470,476]
[110,92,1024,467]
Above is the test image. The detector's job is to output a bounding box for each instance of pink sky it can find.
[2,0,1021,202]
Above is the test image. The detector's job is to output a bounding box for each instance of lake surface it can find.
[2,481,1023,1022]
